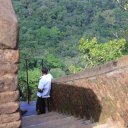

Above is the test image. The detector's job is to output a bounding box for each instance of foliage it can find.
[19,68,40,100]
[115,0,128,10]
[79,37,127,67]
[64,57,84,73]
[12,0,128,100]
[12,0,128,58]
[44,54,63,69]
[50,68,66,78]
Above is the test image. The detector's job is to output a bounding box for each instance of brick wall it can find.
[0,0,21,128]
[52,55,128,127]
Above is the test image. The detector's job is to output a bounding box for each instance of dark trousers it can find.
[36,97,51,114]
[36,97,46,114]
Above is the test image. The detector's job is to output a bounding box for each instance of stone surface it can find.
[0,74,18,92]
[22,112,93,128]
[0,49,19,63]
[0,1,20,128]
[117,55,128,67]
[0,121,21,128]
[53,55,128,83]
[0,63,18,77]
[20,101,37,116]
[0,0,18,49]
[0,113,20,124]
[0,91,19,104]
[52,55,128,127]
[0,102,19,114]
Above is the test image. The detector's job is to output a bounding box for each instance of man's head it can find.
[42,67,48,75]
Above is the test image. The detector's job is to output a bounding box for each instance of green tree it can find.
[79,37,127,67]
[44,54,63,69]
[50,68,65,78]
[19,68,40,100]
[115,0,128,10]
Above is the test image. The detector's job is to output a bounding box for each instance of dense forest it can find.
[12,0,128,100]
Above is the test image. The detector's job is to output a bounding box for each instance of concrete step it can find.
[23,112,58,120]
[22,112,92,128]
[22,112,67,127]
[60,119,93,128]
[24,116,76,128]
[93,121,123,128]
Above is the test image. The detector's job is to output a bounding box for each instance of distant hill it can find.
[12,0,128,72]
[12,0,128,100]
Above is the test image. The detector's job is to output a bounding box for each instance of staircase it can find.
[22,112,93,128]
[21,101,123,128]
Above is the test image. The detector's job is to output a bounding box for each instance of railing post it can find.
[25,58,30,104]
[41,59,44,69]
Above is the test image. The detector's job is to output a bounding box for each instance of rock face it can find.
[52,55,128,128]
[0,0,21,128]
[0,0,18,49]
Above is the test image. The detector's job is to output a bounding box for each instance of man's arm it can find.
[37,88,44,93]
[38,78,45,93]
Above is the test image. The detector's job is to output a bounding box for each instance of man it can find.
[36,67,53,114]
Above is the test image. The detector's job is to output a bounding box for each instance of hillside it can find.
[12,0,128,100]
[12,0,128,60]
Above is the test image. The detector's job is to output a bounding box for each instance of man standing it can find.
[36,68,53,114]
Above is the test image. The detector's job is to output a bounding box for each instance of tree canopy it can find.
[79,37,127,67]
[12,0,128,100]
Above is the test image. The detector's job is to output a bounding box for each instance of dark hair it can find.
[42,67,48,74]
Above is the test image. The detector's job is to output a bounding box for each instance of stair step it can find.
[23,115,92,128]
[59,120,93,128]
[23,116,74,128]
[93,121,123,128]
[23,112,58,120]
[22,112,65,122]
[22,111,94,128]
[22,112,67,127]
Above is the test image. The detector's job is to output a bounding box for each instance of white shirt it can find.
[37,74,53,98]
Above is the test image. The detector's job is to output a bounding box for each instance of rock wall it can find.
[52,55,128,127]
[0,0,21,128]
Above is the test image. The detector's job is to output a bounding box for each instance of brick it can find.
[0,0,18,49]
[117,55,128,68]
[0,112,20,124]
[0,74,18,92]
[0,50,19,63]
[0,63,18,76]
[0,102,19,114]
[52,57,128,125]
[0,120,21,128]
[0,91,19,104]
